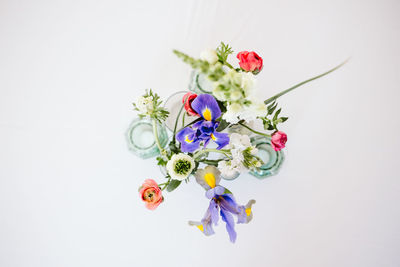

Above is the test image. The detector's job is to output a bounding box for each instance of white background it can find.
[1,0,399,266]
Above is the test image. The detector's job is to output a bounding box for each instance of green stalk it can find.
[152,119,165,155]
[197,159,223,166]
[172,104,185,143]
[239,122,271,138]
[264,59,349,105]
[193,148,231,160]
[222,61,234,69]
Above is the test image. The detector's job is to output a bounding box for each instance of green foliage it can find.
[166,179,182,192]
[156,156,168,167]
[216,42,234,64]
[173,49,225,81]
[173,50,210,73]
[261,101,288,131]
[133,89,169,124]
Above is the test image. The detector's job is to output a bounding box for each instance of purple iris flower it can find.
[176,94,230,153]
[190,166,256,243]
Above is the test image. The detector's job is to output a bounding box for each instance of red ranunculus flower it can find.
[271,131,287,151]
[139,179,163,210]
[182,92,200,116]
[237,51,263,74]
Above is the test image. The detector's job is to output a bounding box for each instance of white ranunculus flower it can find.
[136,96,154,114]
[166,153,195,181]
[200,48,219,64]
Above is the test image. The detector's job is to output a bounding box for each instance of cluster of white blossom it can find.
[218,133,262,177]
[212,69,268,124]
[135,95,154,116]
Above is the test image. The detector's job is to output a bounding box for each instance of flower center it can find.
[174,160,192,175]
[144,189,155,201]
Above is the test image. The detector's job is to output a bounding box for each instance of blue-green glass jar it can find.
[188,70,214,94]
[249,136,285,179]
[126,117,168,159]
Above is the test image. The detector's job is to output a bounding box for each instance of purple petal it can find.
[205,188,216,199]
[211,131,230,150]
[214,186,225,195]
[192,120,204,129]
[205,185,225,199]
[176,127,200,153]
[220,208,237,243]
[219,194,241,215]
[237,206,247,224]
[191,94,221,121]
[209,199,219,226]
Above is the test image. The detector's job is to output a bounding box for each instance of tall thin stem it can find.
[239,122,271,138]
[172,103,185,143]
[193,148,231,160]
[152,119,165,155]
[264,59,349,105]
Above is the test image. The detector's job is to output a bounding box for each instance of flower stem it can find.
[172,103,185,143]
[160,181,170,191]
[223,61,234,69]
[152,119,165,155]
[197,159,223,166]
[264,59,349,105]
[193,148,231,160]
[239,122,271,138]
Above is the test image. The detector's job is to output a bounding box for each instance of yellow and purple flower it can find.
[176,94,229,153]
[189,166,255,243]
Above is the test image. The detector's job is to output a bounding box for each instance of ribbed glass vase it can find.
[249,136,285,179]
[126,117,168,159]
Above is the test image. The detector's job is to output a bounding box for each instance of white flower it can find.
[135,96,154,115]
[228,133,252,150]
[222,102,243,124]
[200,49,218,64]
[239,72,257,97]
[166,153,195,181]
[230,90,242,101]
[218,159,245,178]
[213,86,227,101]
[217,133,260,175]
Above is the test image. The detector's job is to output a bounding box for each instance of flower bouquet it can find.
[129,42,346,242]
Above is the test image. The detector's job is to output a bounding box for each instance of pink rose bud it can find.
[237,51,263,74]
[139,179,163,210]
[182,92,200,117]
[271,131,287,151]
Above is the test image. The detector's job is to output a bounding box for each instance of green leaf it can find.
[156,156,168,166]
[267,102,277,115]
[216,42,234,63]
[223,187,233,195]
[280,117,289,123]
[216,119,229,131]
[273,108,281,121]
[166,179,182,192]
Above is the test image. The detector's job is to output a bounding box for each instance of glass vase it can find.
[163,91,197,133]
[188,70,214,94]
[126,117,168,159]
[249,136,285,179]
